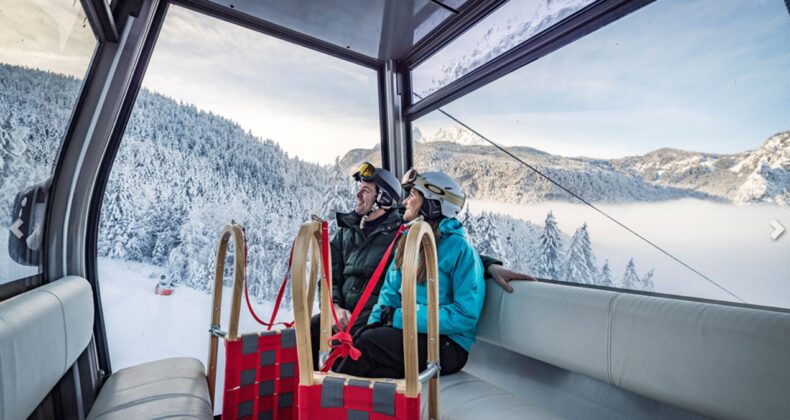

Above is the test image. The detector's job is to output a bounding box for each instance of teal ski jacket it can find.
[369,218,485,352]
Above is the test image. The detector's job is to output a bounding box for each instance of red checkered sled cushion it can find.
[298,376,420,420]
[222,329,299,419]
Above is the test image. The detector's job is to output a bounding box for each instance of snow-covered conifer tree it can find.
[562,223,597,284]
[536,211,563,280]
[641,269,655,291]
[622,258,640,289]
[474,212,507,265]
[599,260,614,287]
[320,160,355,220]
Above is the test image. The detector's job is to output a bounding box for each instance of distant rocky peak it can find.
[426,126,488,146]
[412,126,425,144]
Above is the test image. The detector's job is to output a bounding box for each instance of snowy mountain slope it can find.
[0,63,356,298]
[612,132,790,204]
[341,131,789,205]
[342,140,721,204]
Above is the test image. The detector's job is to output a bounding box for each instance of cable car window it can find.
[410,0,790,308]
[0,0,96,287]
[411,0,595,101]
[96,5,380,411]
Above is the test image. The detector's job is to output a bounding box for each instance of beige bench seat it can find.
[422,371,561,420]
[87,357,212,419]
[0,276,212,420]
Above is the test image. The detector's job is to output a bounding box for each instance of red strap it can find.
[320,224,406,372]
[319,330,359,372]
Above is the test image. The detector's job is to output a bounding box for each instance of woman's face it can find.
[403,189,424,221]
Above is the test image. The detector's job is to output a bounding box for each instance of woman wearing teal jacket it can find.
[336,170,485,378]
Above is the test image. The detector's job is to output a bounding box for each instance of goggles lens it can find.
[354,162,376,180]
[401,168,419,188]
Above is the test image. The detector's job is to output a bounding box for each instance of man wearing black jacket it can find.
[310,162,534,369]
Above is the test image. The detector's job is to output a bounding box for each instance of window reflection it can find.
[412,0,594,99]
[0,0,96,286]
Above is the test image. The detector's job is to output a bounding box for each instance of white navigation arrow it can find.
[770,219,785,241]
[10,218,24,239]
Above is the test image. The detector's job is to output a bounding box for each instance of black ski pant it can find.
[334,326,468,378]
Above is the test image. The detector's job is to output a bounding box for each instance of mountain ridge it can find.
[341,131,789,205]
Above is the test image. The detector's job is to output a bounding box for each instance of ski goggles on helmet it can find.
[353,162,376,181]
[401,167,419,190]
[401,168,465,208]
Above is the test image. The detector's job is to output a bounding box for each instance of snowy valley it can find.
[344,128,790,206]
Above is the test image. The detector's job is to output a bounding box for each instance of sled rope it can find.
[242,228,295,330]
[320,224,406,372]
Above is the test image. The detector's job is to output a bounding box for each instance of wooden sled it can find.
[290,219,440,419]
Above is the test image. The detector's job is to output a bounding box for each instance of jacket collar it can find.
[336,207,402,232]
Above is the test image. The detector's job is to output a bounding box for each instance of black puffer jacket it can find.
[330,209,402,331]
[330,208,501,331]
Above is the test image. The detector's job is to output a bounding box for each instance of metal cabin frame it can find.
[28,0,777,416]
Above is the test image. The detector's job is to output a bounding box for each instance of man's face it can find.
[354,181,378,215]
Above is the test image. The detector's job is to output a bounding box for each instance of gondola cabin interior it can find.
[1,0,789,419]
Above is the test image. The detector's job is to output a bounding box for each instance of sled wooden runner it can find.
[207,222,329,419]
[291,219,441,419]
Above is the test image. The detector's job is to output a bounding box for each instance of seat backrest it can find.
[0,276,94,420]
[476,281,790,419]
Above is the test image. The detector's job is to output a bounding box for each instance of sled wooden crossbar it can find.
[291,219,440,419]
[206,222,322,408]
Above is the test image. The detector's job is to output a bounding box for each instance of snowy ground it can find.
[469,198,790,308]
[97,257,316,414]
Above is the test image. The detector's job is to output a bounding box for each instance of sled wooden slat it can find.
[207,223,245,405]
[291,221,332,383]
[402,221,441,418]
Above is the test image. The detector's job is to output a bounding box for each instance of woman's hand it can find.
[487,264,537,293]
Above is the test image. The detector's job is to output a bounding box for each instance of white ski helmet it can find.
[401,169,465,219]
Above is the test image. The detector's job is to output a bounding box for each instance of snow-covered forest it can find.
[0,65,81,223]
[1,64,654,299]
[463,208,654,290]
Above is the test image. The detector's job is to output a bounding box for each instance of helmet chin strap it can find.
[359,190,394,229]
[359,201,380,229]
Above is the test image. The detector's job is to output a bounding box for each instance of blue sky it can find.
[418,0,790,158]
[3,0,788,163]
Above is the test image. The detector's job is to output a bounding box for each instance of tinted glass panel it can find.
[97,5,380,411]
[0,0,96,286]
[411,0,790,308]
[411,0,594,99]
